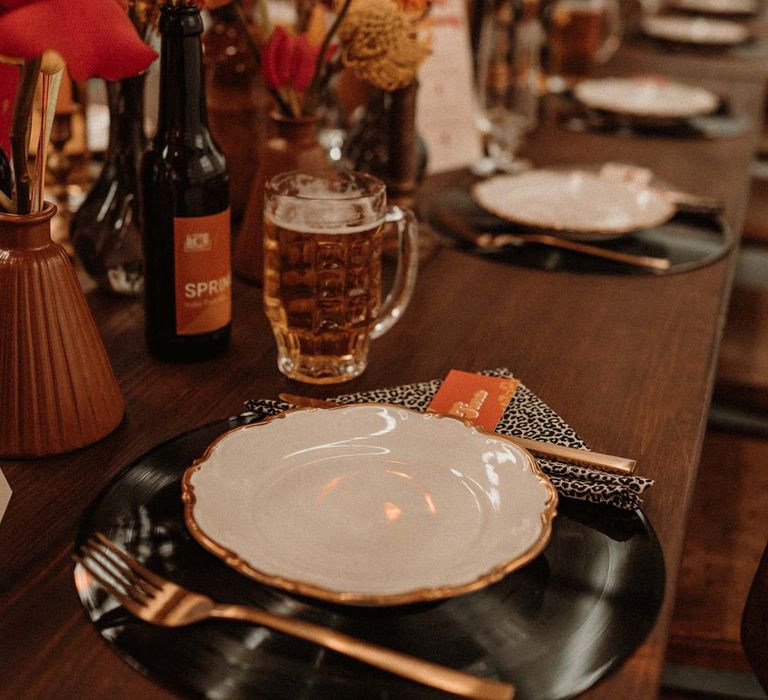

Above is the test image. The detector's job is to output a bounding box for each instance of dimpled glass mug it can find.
[263,170,418,384]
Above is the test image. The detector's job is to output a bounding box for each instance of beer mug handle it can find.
[370,205,419,339]
[596,0,622,64]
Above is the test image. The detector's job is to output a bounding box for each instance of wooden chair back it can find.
[742,539,768,691]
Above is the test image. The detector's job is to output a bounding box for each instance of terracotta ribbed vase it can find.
[234,112,328,284]
[0,203,125,458]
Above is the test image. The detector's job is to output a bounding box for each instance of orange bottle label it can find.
[173,208,232,336]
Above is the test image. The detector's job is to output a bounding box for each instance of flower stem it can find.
[304,0,354,115]
[229,0,291,116]
[9,57,41,215]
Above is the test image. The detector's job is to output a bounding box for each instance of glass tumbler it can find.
[545,0,622,89]
[475,0,543,173]
[263,170,418,384]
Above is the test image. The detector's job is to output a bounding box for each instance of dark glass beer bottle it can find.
[141,2,231,362]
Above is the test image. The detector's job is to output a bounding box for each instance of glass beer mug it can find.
[263,170,418,384]
[545,0,622,88]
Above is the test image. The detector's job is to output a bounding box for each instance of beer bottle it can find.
[141,1,231,362]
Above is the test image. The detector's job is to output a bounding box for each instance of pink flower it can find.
[0,0,157,81]
[261,27,320,93]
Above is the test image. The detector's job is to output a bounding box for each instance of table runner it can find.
[245,368,654,510]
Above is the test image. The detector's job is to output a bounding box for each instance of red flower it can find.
[261,27,321,93]
[0,0,157,81]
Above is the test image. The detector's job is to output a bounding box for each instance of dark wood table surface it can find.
[2,38,767,699]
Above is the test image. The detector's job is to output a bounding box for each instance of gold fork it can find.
[75,533,514,700]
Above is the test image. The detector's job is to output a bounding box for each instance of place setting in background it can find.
[562,74,748,138]
[426,162,733,275]
[638,10,764,57]
[665,0,761,18]
[74,367,663,700]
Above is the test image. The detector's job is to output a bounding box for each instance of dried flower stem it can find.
[303,0,354,114]
[9,57,42,215]
[32,69,63,213]
[230,0,291,115]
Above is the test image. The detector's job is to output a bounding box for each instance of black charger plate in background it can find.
[426,186,734,275]
[550,89,749,140]
[74,416,665,700]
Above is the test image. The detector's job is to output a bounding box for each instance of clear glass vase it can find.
[71,75,146,295]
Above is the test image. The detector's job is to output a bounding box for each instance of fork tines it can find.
[75,533,161,607]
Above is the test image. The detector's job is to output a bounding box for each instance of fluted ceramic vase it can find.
[0,203,125,457]
[235,112,328,284]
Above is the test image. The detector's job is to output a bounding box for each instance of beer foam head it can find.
[265,170,386,234]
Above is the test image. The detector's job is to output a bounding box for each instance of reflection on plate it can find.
[182,404,558,606]
[574,77,719,119]
[641,15,751,45]
[668,0,758,15]
[471,170,676,237]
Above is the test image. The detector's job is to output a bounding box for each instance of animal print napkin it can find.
[244,368,654,510]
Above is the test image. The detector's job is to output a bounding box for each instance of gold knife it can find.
[278,393,636,475]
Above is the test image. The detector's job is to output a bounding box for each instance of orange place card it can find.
[428,370,520,431]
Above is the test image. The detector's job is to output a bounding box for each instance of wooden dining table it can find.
[2,25,768,699]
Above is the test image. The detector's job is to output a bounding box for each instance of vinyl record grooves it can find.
[75,416,665,700]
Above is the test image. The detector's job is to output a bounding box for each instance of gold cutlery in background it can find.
[475,232,671,271]
[432,207,671,273]
[278,394,637,475]
[75,534,515,700]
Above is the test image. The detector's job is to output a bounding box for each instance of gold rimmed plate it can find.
[472,170,676,240]
[182,404,558,606]
[668,0,759,16]
[641,15,752,45]
[574,76,720,120]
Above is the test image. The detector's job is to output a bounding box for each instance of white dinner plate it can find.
[667,0,758,16]
[472,170,676,238]
[641,15,751,45]
[182,404,558,606]
[574,77,720,119]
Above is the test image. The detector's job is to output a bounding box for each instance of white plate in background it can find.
[472,170,676,238]
[641,15,751,45]
[574,77,720,119]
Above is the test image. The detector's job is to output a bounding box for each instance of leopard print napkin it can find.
[244,368,654,510]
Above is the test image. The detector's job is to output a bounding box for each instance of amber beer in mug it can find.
[263,170,418,384]
[546,0,621,82]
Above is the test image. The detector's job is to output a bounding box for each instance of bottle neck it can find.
[157,7,209,143]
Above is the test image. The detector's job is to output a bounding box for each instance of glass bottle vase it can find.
[235,112,328,285]
[71,74,146,295]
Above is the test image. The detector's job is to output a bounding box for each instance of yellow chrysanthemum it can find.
[338,0,429,91]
